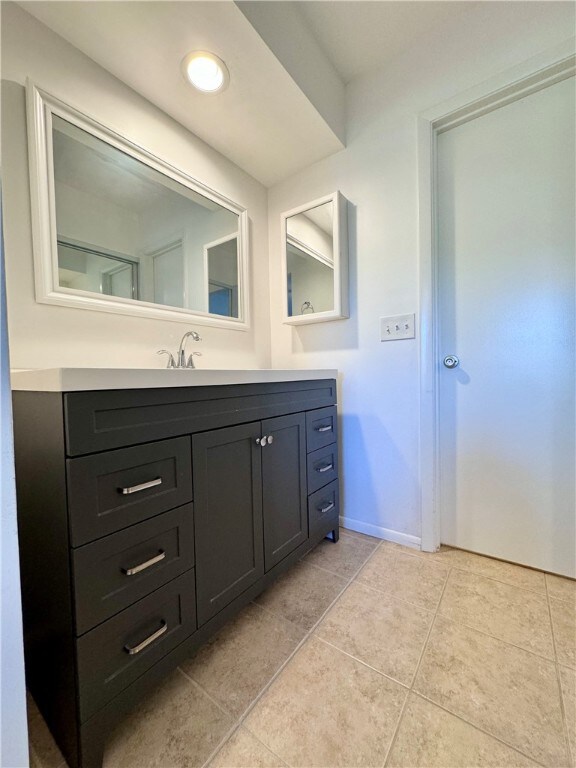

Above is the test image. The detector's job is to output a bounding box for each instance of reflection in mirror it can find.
[286,201,334,317]
[57,238,139,300]
[29,85,251,327]
[282,192,348,324]
[50,113,241,319]
[205,235,238,317]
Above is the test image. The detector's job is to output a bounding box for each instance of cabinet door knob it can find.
[267,435,274,445]
[256,436,268,447]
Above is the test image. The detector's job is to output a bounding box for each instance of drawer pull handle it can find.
[122,551,166,576]
[318,501,335,515]
[315,424,332,433]
[120,477,162,495]
[124,621,167,655]
[316,463,334,474]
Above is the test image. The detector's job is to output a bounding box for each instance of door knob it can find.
[443,355,459,369]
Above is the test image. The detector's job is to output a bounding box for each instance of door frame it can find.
[417,44,575,552]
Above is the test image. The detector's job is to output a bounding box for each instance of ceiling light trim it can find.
[181,50,230,94]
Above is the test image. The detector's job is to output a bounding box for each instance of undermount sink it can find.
[10,367,339,392]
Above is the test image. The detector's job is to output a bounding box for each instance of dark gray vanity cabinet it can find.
[194,412,308,624]
[12,378,339,768]
[193,422,265,625]
[261,413,307,570]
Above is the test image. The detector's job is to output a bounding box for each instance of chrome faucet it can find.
[157,330,202,369]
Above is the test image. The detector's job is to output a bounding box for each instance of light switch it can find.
[380,314,415,341]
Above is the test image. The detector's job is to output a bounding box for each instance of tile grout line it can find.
[379,556,558,768]
[377,550,562,661]
[434,609,557,664]
[333,547,563,767]
[196,540,381,768]
[545,575,574,768]
[314,635,411,690]
[410,689,549,768]
[204,536,387,768]
[392,566,567,768]
[206,539,570,768]
[350,576,438,617]
[389,547,550,597]
[381,558,454,767]
[177,665,261,768]
[177,666,235,718]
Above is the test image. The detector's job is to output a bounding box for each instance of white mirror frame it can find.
[26,81,250,330]
[280,191,349,325]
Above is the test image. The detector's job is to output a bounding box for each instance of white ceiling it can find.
[16,1,574,188]
[18,0,345,187]
[295,1,474,83]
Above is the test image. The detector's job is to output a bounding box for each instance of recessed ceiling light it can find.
[181,51,230,94]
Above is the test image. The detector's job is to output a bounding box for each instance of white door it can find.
[153,243,184,309]
[437,76,575,577]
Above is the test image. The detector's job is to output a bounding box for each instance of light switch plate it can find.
[380,314,415,341]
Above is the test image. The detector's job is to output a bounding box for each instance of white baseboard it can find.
[339,516,421,550]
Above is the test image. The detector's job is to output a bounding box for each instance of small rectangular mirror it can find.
[281,192,348,324]
[27,83,249,329]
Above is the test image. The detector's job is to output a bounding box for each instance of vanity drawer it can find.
[76,569,196,722]
[67,436,193,546]
[73,504,194,635]
[307,444,338,495]
[308,480,339,537]
[306,406,338,453]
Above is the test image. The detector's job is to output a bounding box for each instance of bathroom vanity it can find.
[11,369,340,768]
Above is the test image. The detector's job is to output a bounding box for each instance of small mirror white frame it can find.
[281,191,349,325]
[26,81,250,329]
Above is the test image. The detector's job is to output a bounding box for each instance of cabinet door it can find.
[262,413,307,571]
[193,423,264,625]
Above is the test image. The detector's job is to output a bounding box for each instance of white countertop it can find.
[10,368,339,392]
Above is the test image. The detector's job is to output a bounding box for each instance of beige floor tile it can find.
[380,540,425,556]
[209,728,286,768]
[304,530,379,579]
[27,693,65,768]
[413,616,568,767]
[422,548,547,594]
[180,603,304,717]
[244,636,407,767]
[547,573,576,603]
[103,670,234,768]
[315,581,433,685]
[550,597,576,668]
[559,666,576,767]
[438,568,554,658]
[339,527,381,544]
[254,561,347,630]
[356,548,449,610]
[387,693,539,767]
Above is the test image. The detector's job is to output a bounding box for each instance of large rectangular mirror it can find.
[27,83,249,328]
[281,192,348,324]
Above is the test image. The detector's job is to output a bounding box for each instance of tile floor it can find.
[28,529,576,768]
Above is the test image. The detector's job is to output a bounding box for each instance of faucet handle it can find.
[185,352,202,369]
[157,350,177,368]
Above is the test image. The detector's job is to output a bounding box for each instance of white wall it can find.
[267,3,575,543]
[55,182,140,258]
[1,2,270,371]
